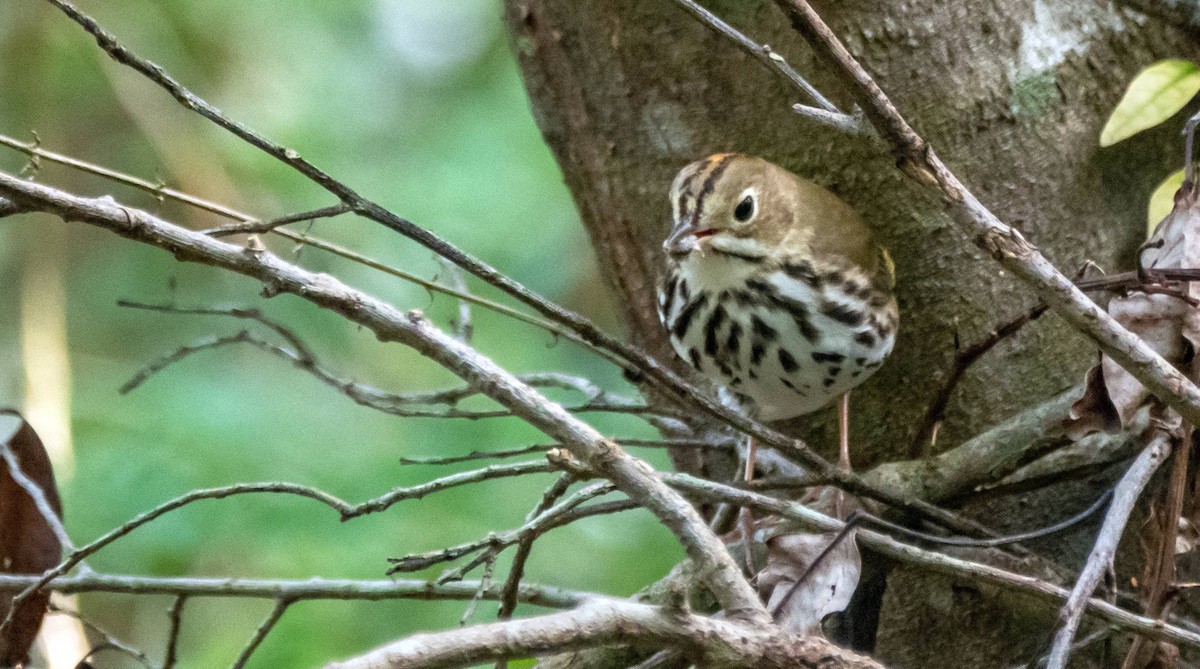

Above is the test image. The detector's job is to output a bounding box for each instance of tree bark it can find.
[503,0,1197,666]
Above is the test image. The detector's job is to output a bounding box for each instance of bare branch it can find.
[910,304,1049,455]
[32,0,998,538]
[497,473,577,621]
[388,483,621,576]
[662,473,1200,652]
[1044,430,1173,669]
[48,602,153,668]
[0,434,78,557]
[0,462,552,632]
[0,172,770,621]
[398,438,733,467]
[163,595,187,669]
[765,0,1200,428]
[866,387,1080,503]
[117,323,672,422]
[0,572,585,608]
[202,204,349,237]
[673,0,836,112]
[324,597,884,669]
[231,598,291,669]
[0,131,630,372]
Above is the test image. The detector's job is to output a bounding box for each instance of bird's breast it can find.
[658,256,897,421]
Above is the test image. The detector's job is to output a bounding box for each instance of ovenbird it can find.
[657,154,898,427]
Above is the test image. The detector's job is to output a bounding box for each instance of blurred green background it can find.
[0,0,683,665]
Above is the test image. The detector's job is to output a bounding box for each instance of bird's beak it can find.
[664,220,714,258]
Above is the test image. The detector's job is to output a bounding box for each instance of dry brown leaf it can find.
[757,529,861,636]
[0,411,63,666]
[1069,181,1200,435]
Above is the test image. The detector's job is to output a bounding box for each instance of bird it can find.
[656,153,898,486]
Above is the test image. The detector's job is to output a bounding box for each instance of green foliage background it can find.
[0,1,683,665]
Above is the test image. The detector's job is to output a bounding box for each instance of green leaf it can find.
[1100,60,1200,147]
[1148,169,1187,236]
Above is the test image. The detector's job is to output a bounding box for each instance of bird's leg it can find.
[740,434,758,574]
[838,393,852,472]
[836,393,851,519]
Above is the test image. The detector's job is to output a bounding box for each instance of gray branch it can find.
[0,572,584,608]
[1044,430,1173,669]
[0,171,769,624]
[324,597,884,669]
[662,473,1200,653]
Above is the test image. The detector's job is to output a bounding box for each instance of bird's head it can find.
[664,153,872,268]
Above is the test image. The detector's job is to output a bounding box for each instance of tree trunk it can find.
[503,0,1197,666]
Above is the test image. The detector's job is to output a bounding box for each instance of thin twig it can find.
[765,0,1200,431]
[0,169,786,621]
[1044,430,1173,669]
[202,204,348,237]
[0,572,585,607]
[1010,626,1116,669]
[0,461,553,633]
[1123,427,1192,665]
[667,0,853,123]
[324,597,883,669]
[48,602,154,668]
[114,305,674,421]
[911,304,1049,456]
[662,472,1200,652]
[0,132,629,371]
[0,439,76,554]
[231,599,291,669]
[32,0,1001,539]
[389,483,621,575]
[498,474,578,623]
[163,595,187,669]
[398,438,732,466]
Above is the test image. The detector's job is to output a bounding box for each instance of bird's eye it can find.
[733,195,755,223]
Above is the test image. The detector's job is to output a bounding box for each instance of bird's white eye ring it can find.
[733,191,756,223]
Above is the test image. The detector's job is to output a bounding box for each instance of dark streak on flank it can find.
[748,277,820,342]
[781,260,820,287]
[729,290,756,307]
[688,347,702,370]
[811,351,845,364]
[727,321,742,354]
[778,348,799,373]
[751,315,778,341]
[750,341,767,366]
[820,300,867,327]
[672,292,708,340]
[854,331,876,347]
[704,304,727,356]
[660,273,678,317]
